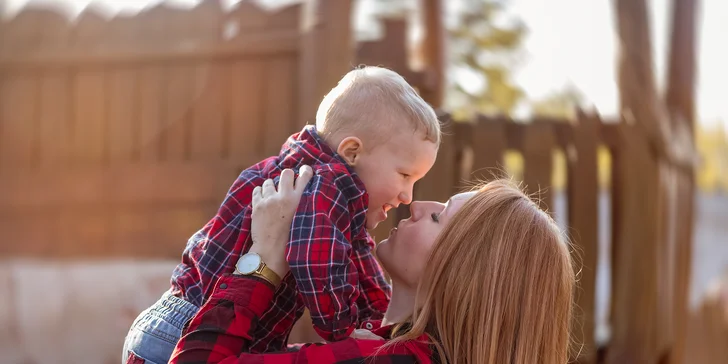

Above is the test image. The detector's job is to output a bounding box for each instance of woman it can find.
[169,168,575,364]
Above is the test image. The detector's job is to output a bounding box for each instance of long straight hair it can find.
[385,180,575,364]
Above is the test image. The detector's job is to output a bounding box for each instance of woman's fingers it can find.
[252,186,262,207]
[279,169,295,195]
[262,178,276,197]
[294,165,313,194]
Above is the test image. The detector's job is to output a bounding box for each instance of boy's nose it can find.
[398,191,412,205]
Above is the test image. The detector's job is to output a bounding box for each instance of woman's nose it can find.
[409,201,424,221]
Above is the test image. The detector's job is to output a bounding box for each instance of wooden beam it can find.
[297,0,354,122]
[613,0,670,157]
[664,1,700,363]
[567,110,600,364]
[665,0,698,128]
[418,0,446,108]
[0,33,299,69]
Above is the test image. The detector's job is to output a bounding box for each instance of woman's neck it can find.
[382,279,416,326]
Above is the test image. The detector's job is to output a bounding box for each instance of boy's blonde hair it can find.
[315,66,441,147]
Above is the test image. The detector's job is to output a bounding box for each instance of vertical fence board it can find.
[415,117,457,203]
[107,68,137,164]
[38,71,72,167]
[567,112,600,364]
[228,60,265,162]
[471,117,507,181]
[163,64,194,161]
[0,73,36,169]
[138,66,164,161]
[73,69,107,165]
[606,123,662,363]
[190,62,226,161]
[522,122,555,211]
[263,57,297,156]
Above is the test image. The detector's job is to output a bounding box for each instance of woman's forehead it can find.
[442,191,477,217]
[451,191,477,203]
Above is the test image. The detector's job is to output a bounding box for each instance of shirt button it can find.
[365,322,373,330]
[220,283,228,289]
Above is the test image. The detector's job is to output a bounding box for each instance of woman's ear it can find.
[337,137,364,166]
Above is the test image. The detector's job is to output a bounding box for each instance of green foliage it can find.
[446,0,527,117]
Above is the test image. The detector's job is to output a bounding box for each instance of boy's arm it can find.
[287,173,363,341]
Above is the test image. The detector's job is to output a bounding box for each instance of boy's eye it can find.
[400,173,411,179]
[431,212,440,222]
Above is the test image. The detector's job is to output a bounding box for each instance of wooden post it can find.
[418,0,446,108]
[298,0,354,123]
[607,0,667,362]
[568,110,599,364]
[664,0,699,363]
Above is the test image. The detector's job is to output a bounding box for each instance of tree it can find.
[446,0,527,118]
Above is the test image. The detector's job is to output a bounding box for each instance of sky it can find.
[3,0,725,129]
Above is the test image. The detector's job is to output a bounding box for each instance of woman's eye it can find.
[431,212,440,222]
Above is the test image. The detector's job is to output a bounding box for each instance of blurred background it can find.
[0,0,725,363]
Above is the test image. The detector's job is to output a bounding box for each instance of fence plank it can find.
[415,118,457,203]
[187,1,223,162]
[263,57,298,156]
[298,0,353,121]
[138,66,164,161]
[567,111,599,364]
[228,60,264,161]
[107,68,137,163]
[0,73,37,169]
[522,122,555,211]
[38,71,72,167]
[163,64,194,161]
[190,62,226,161]
[606,122,662,363]
[670,170,694,364]
[470,117,507,181]
[73,69,107,165]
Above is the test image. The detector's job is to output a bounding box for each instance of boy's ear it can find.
[337,136,364,166]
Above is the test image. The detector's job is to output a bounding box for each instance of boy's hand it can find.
[250,166,313,277]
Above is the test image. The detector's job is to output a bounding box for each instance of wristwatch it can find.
[233,252,282,287]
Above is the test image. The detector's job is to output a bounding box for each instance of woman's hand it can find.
[249,165,314,278]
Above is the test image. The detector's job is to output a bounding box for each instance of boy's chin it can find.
[365,219,381,230]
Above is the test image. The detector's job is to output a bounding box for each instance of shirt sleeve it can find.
[286,173,362,341]
[169,275,388,364]
[351,242,391,322]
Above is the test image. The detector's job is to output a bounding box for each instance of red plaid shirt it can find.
[169,275,436,364]
[169,126,391,352]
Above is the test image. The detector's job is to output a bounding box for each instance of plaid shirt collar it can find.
[281,125,346,165]
[280,125,368,204]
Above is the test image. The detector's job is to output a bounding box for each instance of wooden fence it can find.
[0,0,696,363]
[0,0,336,257]
[402,111,693,364]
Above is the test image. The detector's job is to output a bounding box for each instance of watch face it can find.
[236,253,261,275]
